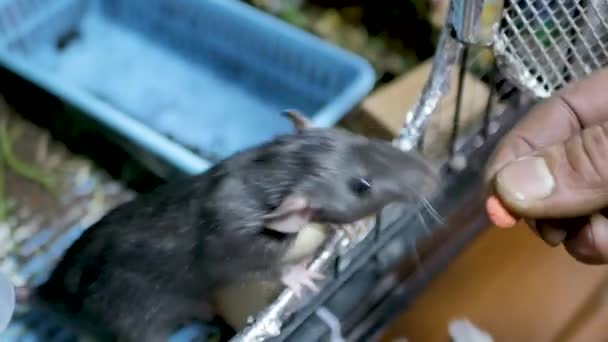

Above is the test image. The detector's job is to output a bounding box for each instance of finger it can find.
[485,67,608,186]
[493,122,608,218]
[564,212,608,265]
[527,217,588,246]
[538,226,567,247]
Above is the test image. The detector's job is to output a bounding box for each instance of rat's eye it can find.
[350,177,372,196]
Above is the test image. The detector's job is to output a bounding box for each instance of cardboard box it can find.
[356,58,491,159]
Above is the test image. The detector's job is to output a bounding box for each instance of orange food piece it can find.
[485,195,517,228]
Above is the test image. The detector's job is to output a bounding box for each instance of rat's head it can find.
[260,110,439,234]
[302,131,438,224]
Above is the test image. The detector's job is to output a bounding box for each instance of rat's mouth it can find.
[311,203,379,225]
[310,210,351,225]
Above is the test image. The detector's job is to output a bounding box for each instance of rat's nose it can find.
[398,160,440,201]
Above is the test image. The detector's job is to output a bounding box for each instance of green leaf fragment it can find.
[0,121,58,196]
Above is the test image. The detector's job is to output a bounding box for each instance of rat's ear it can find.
[282,109,313,133]
[261,194,311,233]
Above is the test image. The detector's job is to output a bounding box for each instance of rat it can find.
[10,110,438,341]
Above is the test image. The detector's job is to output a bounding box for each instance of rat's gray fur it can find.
[15,112,438,341]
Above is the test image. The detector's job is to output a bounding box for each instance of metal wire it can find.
[450,45,469,159]
[495,0,608,98]
[481,62,497,140]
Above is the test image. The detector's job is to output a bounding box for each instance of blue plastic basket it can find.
[0,0,375,178]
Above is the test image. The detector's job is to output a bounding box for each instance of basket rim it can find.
[0,0,376,177]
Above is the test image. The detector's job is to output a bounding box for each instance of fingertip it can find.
[564,226,600,264]
[588,213,608,262]
[564,213,608,265]
[537,224,567,247]
[486,195,518,228]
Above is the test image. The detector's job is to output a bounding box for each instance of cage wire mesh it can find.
[495,0,608,98]
[404,0,608,169]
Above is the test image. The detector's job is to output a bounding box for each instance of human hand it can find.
[484,67,608,264]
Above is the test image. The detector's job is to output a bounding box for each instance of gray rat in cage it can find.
[12,110,438,342]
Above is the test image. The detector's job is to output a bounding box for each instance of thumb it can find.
[493,123,608,219]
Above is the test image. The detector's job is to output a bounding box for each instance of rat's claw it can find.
[331,223,357,240]
[280,261,325,299]
[343,223,356,240]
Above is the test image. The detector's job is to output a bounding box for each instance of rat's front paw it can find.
[280,261,324,298]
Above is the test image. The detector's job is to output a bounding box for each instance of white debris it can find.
[448,318,493,342]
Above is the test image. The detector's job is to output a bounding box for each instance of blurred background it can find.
[246,0,440,85]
